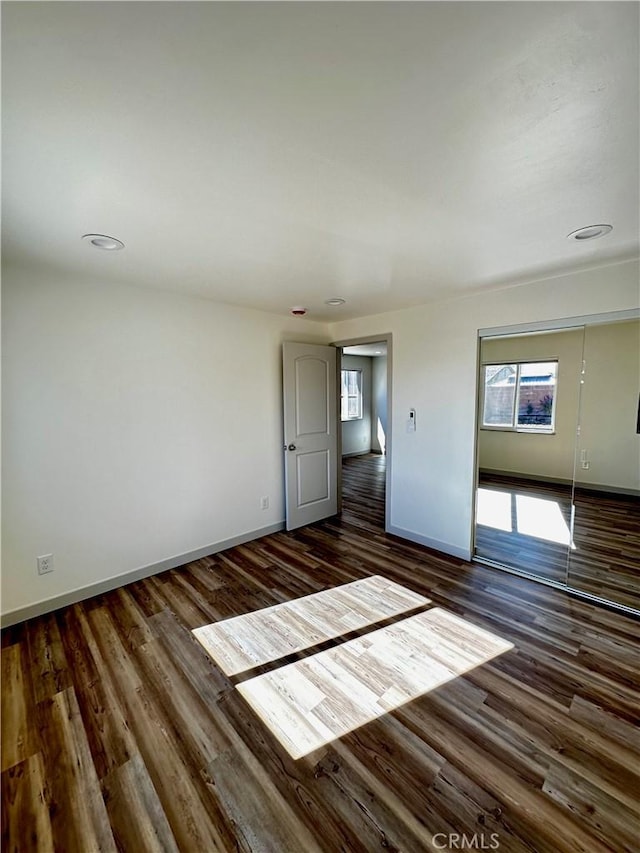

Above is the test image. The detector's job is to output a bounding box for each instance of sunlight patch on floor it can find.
[476,488,512,531]
[477,486,575,548]
[193,575,430,675]
[237,608,513,759]
[376,417,386,454]
[515,494,573,546]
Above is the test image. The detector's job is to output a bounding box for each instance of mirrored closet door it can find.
[567,318,640,610]
[474,327,584,585]
[475,312,640,614]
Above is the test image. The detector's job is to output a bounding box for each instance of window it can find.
[341,369,363,421]
[482,361,558,432]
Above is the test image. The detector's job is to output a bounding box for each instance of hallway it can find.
[341,453,386,532]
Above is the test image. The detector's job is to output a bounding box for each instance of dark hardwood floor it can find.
[341,452,386,531]
[2,455,639,852]
[570,487,640,610]
[475,473,573,582]
[475,472,640,610]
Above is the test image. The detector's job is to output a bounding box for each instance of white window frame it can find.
[341,368,363,421]
[481,359,558,434]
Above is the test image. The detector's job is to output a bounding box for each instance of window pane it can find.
[341,369,362,420]
[517,362,557,428]
[341,370,349,420]
[483,364,516,426]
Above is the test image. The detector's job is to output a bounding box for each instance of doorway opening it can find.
[334,337,391,533]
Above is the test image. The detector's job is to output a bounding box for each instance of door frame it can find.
[331,333,393,532]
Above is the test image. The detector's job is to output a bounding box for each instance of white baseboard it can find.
[575,482,640,497]
[480,468,639,497]
[479,468,573,486]
[387,524,471,562]
[1,521,285,628]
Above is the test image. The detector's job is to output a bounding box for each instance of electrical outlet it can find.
[37,554,54,575]
[260,496,269,510]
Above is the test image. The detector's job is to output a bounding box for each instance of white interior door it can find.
[283,342,338,530]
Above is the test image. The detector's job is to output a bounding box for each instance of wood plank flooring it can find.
[475,473,573,582]
[193,574,430,676]
[475,472,640,610]
[2,455,639,852]
[341,452,386,531]
[570,487,640,610]
[237,608,513,759]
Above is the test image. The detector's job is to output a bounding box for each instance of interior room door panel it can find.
[283,342,338,530]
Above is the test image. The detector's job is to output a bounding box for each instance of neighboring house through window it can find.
[482,361,558,432]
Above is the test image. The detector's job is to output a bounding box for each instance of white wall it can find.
[3,259,638,620]
[479,329,584,481]
[371,355,388,454]
[1,266,330,621]
[341,354,372,456]
[329,260,640,559]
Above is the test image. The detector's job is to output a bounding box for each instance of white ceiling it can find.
[3,2,638,321]
[343,343,387,358]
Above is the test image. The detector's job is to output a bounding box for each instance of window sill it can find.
[480,426,556,435]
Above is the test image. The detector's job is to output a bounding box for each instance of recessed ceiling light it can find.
[324,297,346,306]
[567,224,613,241]
[82,233,125,251]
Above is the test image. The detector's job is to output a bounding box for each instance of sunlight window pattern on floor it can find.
[237,608,513,759]
[193,575,430,675]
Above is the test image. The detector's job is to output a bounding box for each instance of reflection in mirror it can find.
[568,319,640,610]
[474,327,585,584]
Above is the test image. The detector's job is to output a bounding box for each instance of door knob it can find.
[288,443,296,451]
